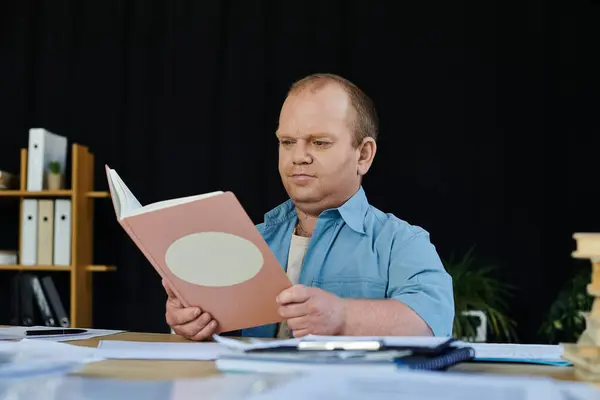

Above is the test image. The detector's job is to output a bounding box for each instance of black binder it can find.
[40,276,70,327]
[24,274,57,327]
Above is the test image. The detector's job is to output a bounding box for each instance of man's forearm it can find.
[339,299,433,336]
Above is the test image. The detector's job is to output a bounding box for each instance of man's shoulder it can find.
[366,204,432,244]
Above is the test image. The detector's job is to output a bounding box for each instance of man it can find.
[163,73,454,340]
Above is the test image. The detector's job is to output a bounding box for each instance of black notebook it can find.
[394,346,476,371]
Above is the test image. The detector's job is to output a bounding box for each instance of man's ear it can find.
[356,137,377,176]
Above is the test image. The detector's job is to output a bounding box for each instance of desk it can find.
[66,331,580,382]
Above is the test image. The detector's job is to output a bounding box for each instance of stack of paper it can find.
[0,372,288,400]
[466,342,571,366]
[0,339,102,379]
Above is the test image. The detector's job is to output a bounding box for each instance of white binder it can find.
[26,128,68,191]
[53,199,71,266]
[20,199,38,265]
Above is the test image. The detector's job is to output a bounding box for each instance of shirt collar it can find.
[264,186,369,234]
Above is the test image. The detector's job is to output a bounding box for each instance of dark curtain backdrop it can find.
[0,0,599,343]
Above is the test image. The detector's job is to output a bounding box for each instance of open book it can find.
[105,166,292,333]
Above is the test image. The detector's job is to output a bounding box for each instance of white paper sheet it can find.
[0,339,103,379]
[96,340,235,360]
[0,373,292,400]
[244,368,594,400]
[465,342,569,365]
[0,326,123,342]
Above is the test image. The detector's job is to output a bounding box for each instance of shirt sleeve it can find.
[386,226,455,337]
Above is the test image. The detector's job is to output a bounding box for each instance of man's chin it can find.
[287,187,321,203]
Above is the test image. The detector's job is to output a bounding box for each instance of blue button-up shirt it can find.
[240,186,454,338]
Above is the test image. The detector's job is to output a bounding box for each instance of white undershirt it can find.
[276,230,310,338]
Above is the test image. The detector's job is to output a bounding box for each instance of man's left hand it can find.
[276,284,346,337]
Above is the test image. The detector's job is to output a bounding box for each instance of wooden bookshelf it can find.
[0,190,109,198]
[0,143,116,328]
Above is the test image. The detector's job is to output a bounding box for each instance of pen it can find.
[25,328,88,336]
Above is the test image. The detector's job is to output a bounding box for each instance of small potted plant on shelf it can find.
[47,160,63,190]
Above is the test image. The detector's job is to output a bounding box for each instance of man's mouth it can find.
[291,173,315,181]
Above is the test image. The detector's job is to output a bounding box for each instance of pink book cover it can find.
[105,166,292,333]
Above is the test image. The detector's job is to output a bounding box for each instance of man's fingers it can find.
[291,328,310,338]
[162,279,177,298]
[286,316,309,332]
[174,312,213,338]
[166,306,201,327]
[190,319,218,341]
[277,285,311,305]
[167,295,183,309]
[278,302,308,319]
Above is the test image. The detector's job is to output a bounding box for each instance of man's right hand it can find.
[162,279,218,341]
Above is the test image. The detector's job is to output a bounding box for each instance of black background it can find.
[0,0,599,343]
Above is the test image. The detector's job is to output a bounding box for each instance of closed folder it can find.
[53,199,71,266]
[26,128,68,191]
[37,200,54,265]
[20,199,38,266]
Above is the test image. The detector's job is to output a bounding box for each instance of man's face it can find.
[276,84,361,211]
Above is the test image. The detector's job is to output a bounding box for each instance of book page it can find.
[125,191,223,218]
[106,167,222,219]
[108,169,143,218]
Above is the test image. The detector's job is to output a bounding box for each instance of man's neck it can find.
[293,184,361,237]
[295,209,317,237]
[293,183,361,218]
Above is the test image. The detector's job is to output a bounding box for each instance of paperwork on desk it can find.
[0,325,123,341]
[97,340,235,360]
[0,373,294,400]
[0,338,102,379]
[467,342,570,366]
[218,334,570,365]
[95,335,455,361]
[97,334,569,367]
[243,368,600,400]
[0,369,596,400]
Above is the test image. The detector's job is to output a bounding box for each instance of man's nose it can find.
[292,141,312,164]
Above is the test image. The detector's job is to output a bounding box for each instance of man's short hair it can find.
[287,73,379,148]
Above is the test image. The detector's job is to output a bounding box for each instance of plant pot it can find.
[47,172,63,190]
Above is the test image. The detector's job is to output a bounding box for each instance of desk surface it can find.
[66,331,581,382]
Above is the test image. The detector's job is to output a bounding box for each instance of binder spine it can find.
[30,275,56,326]
[41,276,70,327]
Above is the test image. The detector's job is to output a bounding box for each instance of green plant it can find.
[443,247,518,342]
[538,264,593,344]
[48,161,61,174]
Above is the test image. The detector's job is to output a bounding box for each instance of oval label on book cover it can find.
[164,232,263,287]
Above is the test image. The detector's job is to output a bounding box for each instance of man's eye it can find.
[313,140,329,146]
[280,140,293,146]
